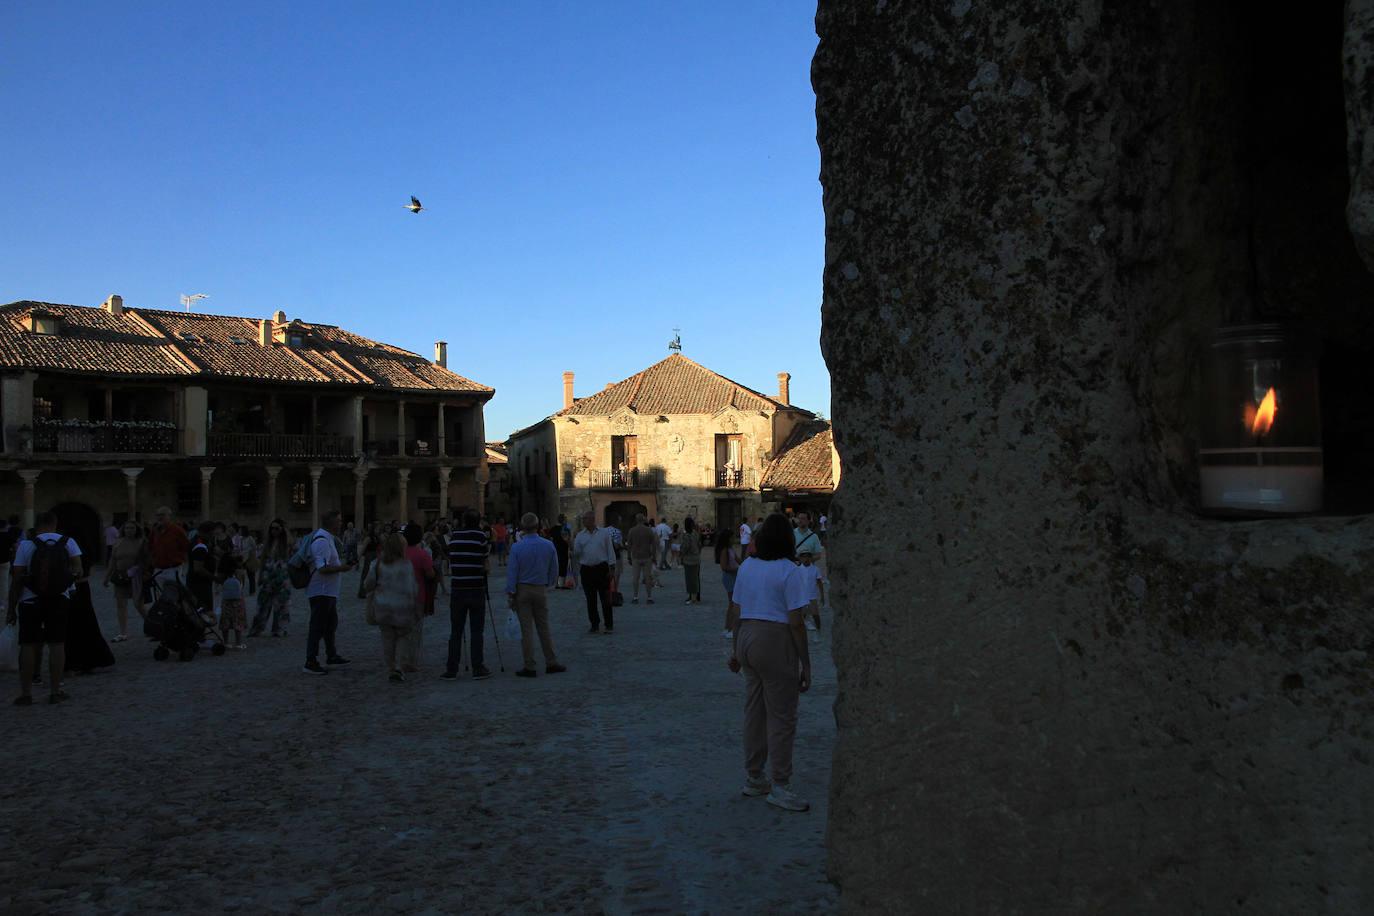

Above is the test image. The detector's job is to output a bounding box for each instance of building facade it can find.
[0,296,493,543]
[506,353,825,535]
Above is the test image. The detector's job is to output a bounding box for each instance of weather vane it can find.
[668,328,682,352]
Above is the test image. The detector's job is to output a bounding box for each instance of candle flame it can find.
[1246,387,1277,438]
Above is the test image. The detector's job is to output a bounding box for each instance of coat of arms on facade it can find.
[720,414,739,433]
[613,413,635,434]
[669,433,685,454]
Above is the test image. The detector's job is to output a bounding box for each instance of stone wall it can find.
[817,1,1374,911]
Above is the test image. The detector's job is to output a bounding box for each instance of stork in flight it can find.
[405,195,425,214]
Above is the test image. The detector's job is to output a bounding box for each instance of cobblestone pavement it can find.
[1,561,837,915]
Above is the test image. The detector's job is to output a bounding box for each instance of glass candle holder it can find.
[1198,324,1322,515]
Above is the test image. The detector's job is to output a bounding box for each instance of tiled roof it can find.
[0,300,492,396]
[485,442,508,465]
[557,354,785,417]
[761,421,834,491]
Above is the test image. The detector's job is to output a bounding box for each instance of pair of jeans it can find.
[305,595,339,663]
[580,563,613,630]
[446,588,486,673]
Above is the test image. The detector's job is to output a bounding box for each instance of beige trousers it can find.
[514,584,559,671]
[379,623,408,672]
[738,619,800,784]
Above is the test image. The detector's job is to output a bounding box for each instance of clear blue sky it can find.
[0,1,825,438]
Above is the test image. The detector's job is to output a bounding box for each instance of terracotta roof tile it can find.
[557,354,783,417]
[0,300,493,396]
[761,421,834,491]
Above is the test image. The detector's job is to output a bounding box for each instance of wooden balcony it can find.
[32,422,178,455]
[208,432,355,460]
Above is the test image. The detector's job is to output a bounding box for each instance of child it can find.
[219,554,248,650]
[798,550,825,639]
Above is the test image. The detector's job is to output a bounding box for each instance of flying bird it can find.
[405,195,425,214]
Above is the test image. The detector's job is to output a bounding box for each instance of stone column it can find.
[475,464,489,517]
[437,402,446,457]
[199,467,214,520]
[18,469,40,530]
[396,400,406,457]
[264,466,281,520]
[353,467,368,526]
[309,465,323,531]
[396,468,410,523]
[437,466,451,517]
[121,468,143,521]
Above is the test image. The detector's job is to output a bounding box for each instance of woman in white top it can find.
[725,513,813,812]
[361,533,420,683]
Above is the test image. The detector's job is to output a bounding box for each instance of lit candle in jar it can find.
[1198,326,1322,516]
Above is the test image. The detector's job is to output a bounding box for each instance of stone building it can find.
[482,441,512,523]
[506,353,819,534]
[0,296,492,545]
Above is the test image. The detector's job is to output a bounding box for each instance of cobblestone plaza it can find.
[2,565,837,914]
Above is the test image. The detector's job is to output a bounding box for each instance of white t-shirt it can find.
[305,529,342,599]
[794,527,824,558]
[733,557,810,624]
[14,532,83,602]
[797,563,822,601]
[654,522,671,544]
[738,523,752,546]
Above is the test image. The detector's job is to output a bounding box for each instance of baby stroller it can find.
[143,576,227,661]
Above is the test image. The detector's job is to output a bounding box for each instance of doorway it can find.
[715,498,743,542]
[50,501,102,570]
[604,500,647,539]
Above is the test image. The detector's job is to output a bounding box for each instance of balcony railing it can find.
[365,440,472,458]
[33,422,178,455]
[714,468,756,489]
[209,432,355,460]
[589,468,665,490]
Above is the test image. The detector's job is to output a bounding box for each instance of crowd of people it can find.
[1,502,830,813]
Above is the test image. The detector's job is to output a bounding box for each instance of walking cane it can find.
[485,577,505,672]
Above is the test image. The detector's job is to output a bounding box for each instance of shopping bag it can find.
[0,623,18,672]
[504,609,522,641]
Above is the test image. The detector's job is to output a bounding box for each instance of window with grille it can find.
[291,482,310,510]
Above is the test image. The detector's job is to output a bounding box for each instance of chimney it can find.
[434,341,448,368]
[103,294,123,317]
[777,372,791,406]
[258,318,272,346]
[272,310,286,324]
[563,371,575,410]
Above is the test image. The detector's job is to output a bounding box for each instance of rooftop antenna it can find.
[180,293,208,312]
[668,328,682,352]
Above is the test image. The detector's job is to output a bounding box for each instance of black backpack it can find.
[30,536,74,600]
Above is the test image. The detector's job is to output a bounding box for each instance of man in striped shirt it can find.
[441,509,492,681]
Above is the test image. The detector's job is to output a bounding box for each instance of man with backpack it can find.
[296,510,356,676]
[8,511,83,706]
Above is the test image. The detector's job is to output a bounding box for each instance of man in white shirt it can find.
[573,510,618,633]
[654,518,672,570]
[739,520,752,554]
[9,511,83,705]
[794,512,826,594]
[302,510,356,676]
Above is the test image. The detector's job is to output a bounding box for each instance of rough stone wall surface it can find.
[816,1,1374,912]
[1348,0,1374,271]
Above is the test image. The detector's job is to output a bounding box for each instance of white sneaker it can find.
[804,618,817,631]
[741,774,771,797]
[766,783,810,812]
[721,629,733,639]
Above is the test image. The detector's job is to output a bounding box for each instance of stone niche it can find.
[816,1,1374,912]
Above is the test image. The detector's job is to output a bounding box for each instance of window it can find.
[291,482,310,510]
[237,482,260,512]
[288,334,304,348]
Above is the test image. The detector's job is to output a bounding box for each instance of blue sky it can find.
[0,1,825,437]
